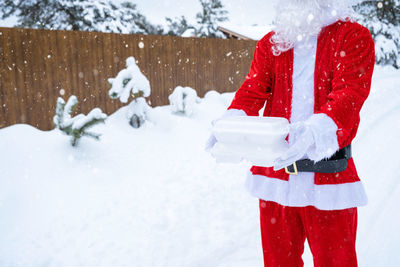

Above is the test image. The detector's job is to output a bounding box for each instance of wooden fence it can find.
[0,27,256,130]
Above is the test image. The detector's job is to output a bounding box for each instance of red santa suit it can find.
[225,17,375,266]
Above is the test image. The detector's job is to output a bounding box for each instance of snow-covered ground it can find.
[0,66,399,266]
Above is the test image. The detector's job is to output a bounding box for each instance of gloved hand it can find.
[204,109,247,152]
[273,113,339,171]
[273,122,314,171]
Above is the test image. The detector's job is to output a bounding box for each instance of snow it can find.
[125,97,148,118]
[54,95,78,128]
[168,86,200,116]
[181,28,196,37]
[0,66,400,266]
[72,108,107,130]
[218,22,274,40]
[0,15,17,27]
[108,57,151,103]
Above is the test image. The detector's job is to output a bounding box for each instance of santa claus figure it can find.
[207,0,375,266]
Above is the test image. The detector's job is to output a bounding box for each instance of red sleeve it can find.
[227,33,274,116]
[316,24,375,148]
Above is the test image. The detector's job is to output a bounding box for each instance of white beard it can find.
[271,0,356,56]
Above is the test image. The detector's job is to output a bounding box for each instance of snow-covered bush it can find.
[108,56,151,128]
[168,86,200,116]
[53,96,107,146]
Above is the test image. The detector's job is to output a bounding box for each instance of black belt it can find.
[284,145,352,175]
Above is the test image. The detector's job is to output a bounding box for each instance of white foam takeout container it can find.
[211,116,289,166]
[212,116,289,145]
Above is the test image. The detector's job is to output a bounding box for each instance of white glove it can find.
[273,113,339,171]
[204,109,247,152]
[273,122,313,171]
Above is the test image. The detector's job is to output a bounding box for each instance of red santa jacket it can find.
[228,20,375,185]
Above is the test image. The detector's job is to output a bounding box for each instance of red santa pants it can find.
[259,200,358,267]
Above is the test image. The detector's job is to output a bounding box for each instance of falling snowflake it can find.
[307,13,314,23]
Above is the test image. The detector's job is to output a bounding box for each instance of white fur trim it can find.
[245,172,368,210]
[305,113,340,162]
[290,35,317,125]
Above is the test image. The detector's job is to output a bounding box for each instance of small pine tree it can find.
[195,0,228,38]
[53,95,107,146]
[108,57,151,128]
[354,0,400,68]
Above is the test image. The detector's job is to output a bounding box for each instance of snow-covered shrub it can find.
[53,96,107,146]
[168,86,200,116]
[108,56,151,128]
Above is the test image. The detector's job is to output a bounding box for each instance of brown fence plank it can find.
[0,29,9,128]
[100,31,114,115]
[30,29,46,129]
[20,29,34,126]
[0,27,256,130]
[55,30,71,110]
[9,29,25,125]
[0,30,5,128]
[1,29,18,126]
